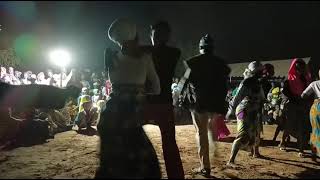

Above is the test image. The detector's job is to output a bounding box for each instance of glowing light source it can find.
[49,49,71,67]
[49,49,72,88]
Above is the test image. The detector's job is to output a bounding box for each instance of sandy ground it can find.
[0,123,320,179]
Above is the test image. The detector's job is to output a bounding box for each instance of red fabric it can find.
[211,114,230,140]
[105,80,112,96]
[288,58,312,96]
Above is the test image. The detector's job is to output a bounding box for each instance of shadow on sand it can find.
[76,127,98,136]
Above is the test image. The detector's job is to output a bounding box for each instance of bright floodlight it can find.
[49,49,71,67]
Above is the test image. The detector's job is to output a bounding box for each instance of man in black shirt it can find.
[142,21,184,179]
[186,34,230,177]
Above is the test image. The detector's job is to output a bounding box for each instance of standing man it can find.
[142,21,184,179]
[185,34,230,177]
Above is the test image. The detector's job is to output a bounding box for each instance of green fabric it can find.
[236,100,261,148]
[232,87,239,97]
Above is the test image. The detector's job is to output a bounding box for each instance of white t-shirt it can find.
[109,51,160,95]
[302,80,320,99]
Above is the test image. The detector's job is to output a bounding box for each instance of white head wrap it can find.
[108,18,137,47]
[243,61,263,79]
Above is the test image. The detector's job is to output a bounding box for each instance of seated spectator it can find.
[35,72,47,85]
[74,95,98,130]
[91,72,100,86]
[46,69,55,86]
[52,74,61,87]
[78,87,90,111]
[8,67,15,79]
[81,73,91,89]
[3,75,12,84]
[63,98,79,124]
[1,107,52,149]
[101,86,107,99]
[0,67,7,80]
[92,88,102,105]
[21,71,32,85]
[30,73,37,84]
[13,71,22,85]
[42,109,73,135]
[171,78,180,106]
[105,79,112,97]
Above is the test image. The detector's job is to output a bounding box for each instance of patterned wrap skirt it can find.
[235,98,262,150]
[310,99,320,157]
[283,100,311,142]
[95,87,161,179]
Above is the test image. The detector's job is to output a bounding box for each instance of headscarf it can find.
[287,58,312,96]
[243,61,263,79]
[262,63,275,78]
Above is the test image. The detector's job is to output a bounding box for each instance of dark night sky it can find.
[1,1,320,71]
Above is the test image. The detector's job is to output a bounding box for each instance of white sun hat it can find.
[108,18,137,47]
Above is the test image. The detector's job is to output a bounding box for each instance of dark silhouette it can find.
[0,82,80,149]
[280,59,312,157]
[0,82,80,110]
[141,20,185,179]
[186,34,230,177]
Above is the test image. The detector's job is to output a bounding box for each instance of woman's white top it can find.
[302,80,320,99]
[109,51,160,95]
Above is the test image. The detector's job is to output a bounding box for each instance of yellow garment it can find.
[78,95,91,112]
[272,87,280,94]
[267,87,281,106]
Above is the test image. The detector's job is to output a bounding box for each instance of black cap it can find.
[199,34,214,49]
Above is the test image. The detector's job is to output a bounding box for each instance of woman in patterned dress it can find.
[226,61,265,166]
[301,69,320,160]
[95,18,161,178]
[280,58,312,157]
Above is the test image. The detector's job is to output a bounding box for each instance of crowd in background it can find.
[0,66,112,149]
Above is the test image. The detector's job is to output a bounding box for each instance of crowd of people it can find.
[1,66,71,87]
[1,17,320,179]
[0,66,112,149]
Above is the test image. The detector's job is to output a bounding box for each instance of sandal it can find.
[279,147,286,151]
[192,167,211,178]
[298,152,305,158]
